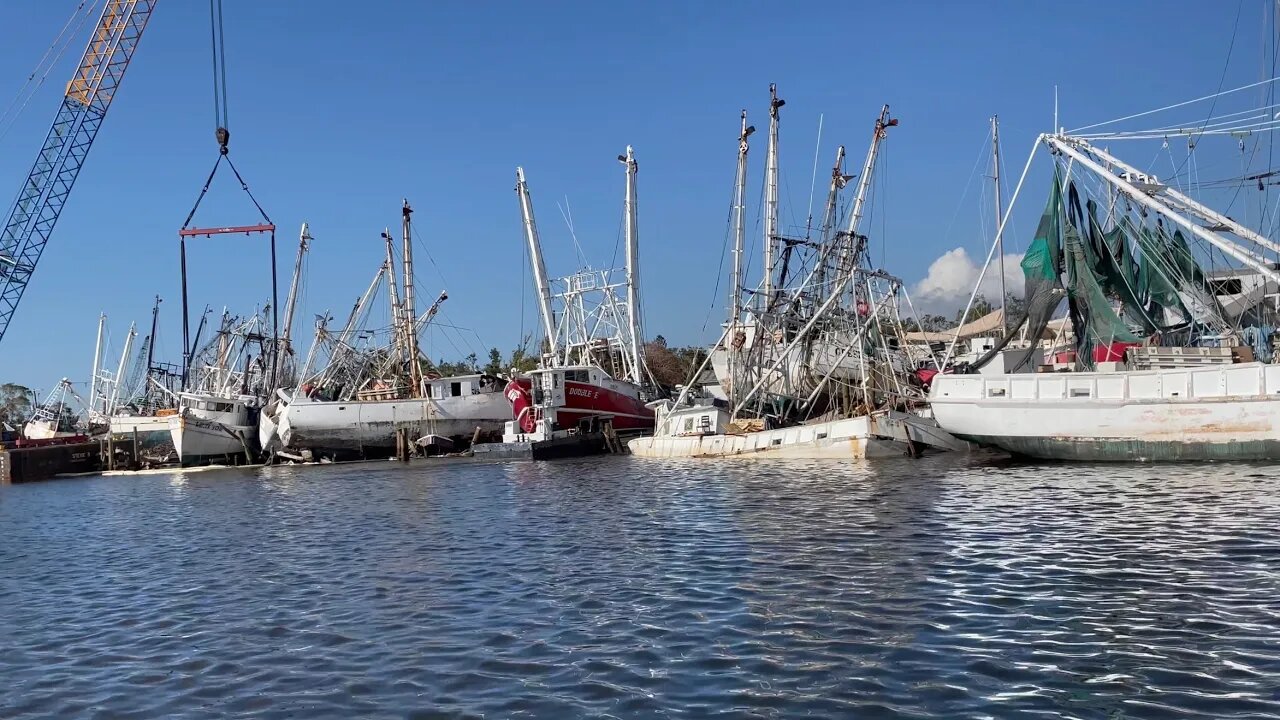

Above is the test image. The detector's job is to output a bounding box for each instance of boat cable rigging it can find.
[176,0,279,390]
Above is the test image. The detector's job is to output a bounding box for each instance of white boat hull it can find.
[168,414,255,464]
[628,411,963,459]
[272,392,510,458]
[930,361,1280,461]
[109,415,173,452]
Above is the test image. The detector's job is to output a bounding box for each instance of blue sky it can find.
[0,0,1268,394]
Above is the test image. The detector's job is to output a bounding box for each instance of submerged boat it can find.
[930,132,1280,461]
[631,87,963,460]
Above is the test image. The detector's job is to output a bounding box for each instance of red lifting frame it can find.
[179,223,276,238]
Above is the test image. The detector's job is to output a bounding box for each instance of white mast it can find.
[619,145,644,384]
[516,167,560,365]
[844,105,896,267]
[381,227,404,367]
[991,116,1006,328]
[730,110,754,325]
[280,223,311,353]
[401,200,422,395]
[818,144,848,288]
[762,84,784,304]
[109,322,136,414]
[88,313,106,416]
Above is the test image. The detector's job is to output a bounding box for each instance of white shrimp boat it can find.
[169,391,258,463]
[631,404,965,459]
[929,131,1280,462]
[265,374,510,458]
[630,87,964,460]
[260,203,512,460]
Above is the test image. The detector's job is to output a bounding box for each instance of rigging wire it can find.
[1069,58,1269,134]
[0,0,100,146]
[1154,0,1243,184]
[805,113,824,238]
[209,0,229,133]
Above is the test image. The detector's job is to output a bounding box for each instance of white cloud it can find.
[911,247,1024,314]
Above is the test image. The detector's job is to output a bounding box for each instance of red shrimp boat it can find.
[503,366,654,439]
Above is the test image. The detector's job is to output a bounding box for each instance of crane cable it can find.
[180,0,271,231]
[210,0,229,142]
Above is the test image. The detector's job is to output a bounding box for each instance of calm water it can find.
[2,455,1279,719]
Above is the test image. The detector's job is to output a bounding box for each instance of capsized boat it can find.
[930,133,1280,461]
[630,87,964,459]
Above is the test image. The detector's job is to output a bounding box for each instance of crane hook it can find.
[216,126,230,155]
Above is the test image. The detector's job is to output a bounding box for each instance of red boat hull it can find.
[505,377,654,432]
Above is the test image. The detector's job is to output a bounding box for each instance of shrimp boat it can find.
[930,131,1280,461]
[22,379,87,441]
[482,148,656,458]
[168,310,272,464]
[259,204,511,461]
[630,87,965,459]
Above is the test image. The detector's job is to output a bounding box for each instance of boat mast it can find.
[516,167,560,365]
[145,295,160,376]
[844,105,895,267]
[109,322,136,414]
[818,145,848,290]
[730,111,754,326]
[991,115,1006,329]
[400,200,422,396]
[88,313,106,417]
[619,146,644,384]
[381,227,404,369]
[762,84,784,305]
[279,222,311,369]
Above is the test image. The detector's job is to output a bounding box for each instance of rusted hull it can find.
[931,362,1280,462]
[955,434,1280,462]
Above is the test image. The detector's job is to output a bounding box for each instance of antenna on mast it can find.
[1054,85,1060,134]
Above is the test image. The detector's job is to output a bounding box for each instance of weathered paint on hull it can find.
[628,414,956,459]
[109,416,171,451]
[168,415,256,464]
[956,434,1280,462]
[930,362,1280,463]
[278,393,510,458]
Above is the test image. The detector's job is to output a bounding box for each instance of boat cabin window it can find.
[553,374,560,388]
[565,369,589,383]
[683,418,694,432]
[699,415,711,432]
[451,382,462,397]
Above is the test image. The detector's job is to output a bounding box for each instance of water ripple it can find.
[1,455,1279,718]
